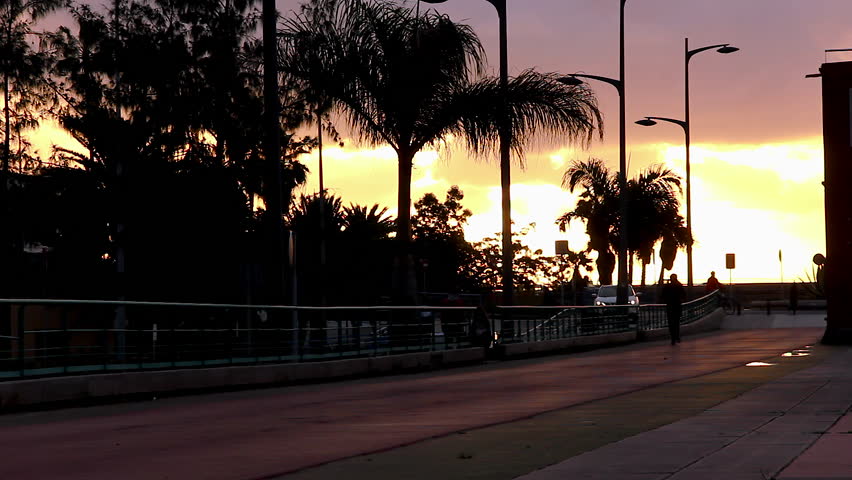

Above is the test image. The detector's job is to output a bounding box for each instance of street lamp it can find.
[638,39,738,287]
[558,0,629,305]
[420,0,514,307]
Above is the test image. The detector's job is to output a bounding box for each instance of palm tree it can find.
[558,158,619,285]
[281,0,602,299]
[559,159,690,286]
[343,203,395,240]
[658,215,691,286]
[626,165,682,285]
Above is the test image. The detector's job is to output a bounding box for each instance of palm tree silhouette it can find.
[559,158,619,285]
[281,0,602,299]
[626,165,683,285]
[559,158,690,287]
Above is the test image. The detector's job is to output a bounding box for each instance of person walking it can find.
[661,273,686,345]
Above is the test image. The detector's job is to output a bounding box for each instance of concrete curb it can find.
[0,347,486,409]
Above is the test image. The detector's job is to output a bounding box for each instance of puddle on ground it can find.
[782,345,813,357]
[782,350,811,357]
[746,362,776,367]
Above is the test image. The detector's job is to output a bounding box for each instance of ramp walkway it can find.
[0,321,837,480]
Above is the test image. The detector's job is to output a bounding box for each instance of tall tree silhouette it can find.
[0,0,63,302]
[559,158,689,286]
[411,186,476,293]
[45,1,313,301]
[626,165,683,285]
[558,158,619,285]
[281,0,602,300]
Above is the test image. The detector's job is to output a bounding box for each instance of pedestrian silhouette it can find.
[705,271,722,292]
[661,273,686,345]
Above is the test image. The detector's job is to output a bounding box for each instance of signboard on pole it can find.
[725,253,736,270]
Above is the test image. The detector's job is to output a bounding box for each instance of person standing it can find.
[661,273,686,345]
[705,271,722,293]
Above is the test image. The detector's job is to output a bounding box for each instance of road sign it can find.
[726,253,736,269]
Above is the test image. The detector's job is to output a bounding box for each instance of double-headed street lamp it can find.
[559,0,629,305]
[420,0,514,306]
[637,38,738,287]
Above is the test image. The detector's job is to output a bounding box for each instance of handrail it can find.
[0,298,476,311]
[0,294,722,381]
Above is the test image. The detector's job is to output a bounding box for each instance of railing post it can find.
[17,304,25,377]
[227,312,234,365]
[337,312,343,356]
[62,307,69,374]
[170,319,176,368]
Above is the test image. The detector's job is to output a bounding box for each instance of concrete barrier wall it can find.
[0,347,486,409]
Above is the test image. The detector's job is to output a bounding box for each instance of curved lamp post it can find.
[557,0,629,305]
[638,39,738,288]
[421,0,514,306]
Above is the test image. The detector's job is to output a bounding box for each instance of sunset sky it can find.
[33,0,848,284]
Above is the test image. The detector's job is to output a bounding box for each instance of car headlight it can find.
[595,300,605,306]
[629,299,637,305]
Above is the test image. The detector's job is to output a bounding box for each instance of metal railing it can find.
[0,292,721,381]
[495,305,638,343]
[497,291,721,344]
[0,299,480,380]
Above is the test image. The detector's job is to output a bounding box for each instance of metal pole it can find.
[495,0,513,308]
[685,37,694,287]
[318,113,327,307]
[616,0,629,304]
[113,0,128,360]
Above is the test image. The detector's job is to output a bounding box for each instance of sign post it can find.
[726,253,736,305]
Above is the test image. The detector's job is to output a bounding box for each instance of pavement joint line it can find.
[771,380,852,479]
[658,377,833,480]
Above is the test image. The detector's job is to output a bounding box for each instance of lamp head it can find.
[635,118,657,127]
[717,45,739,54]
[558,76,584,86]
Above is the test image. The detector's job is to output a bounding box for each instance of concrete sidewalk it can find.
[722,311,827,330]
[0,328,829,480]
[280,329,829,480]
[518,346,852,480]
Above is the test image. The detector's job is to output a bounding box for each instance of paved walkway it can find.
[517,345,852,480]
[0,327,830,480]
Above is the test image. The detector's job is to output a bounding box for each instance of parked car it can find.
[594,285,640,306]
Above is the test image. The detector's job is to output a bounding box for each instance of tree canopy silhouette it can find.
[280,0,602,299]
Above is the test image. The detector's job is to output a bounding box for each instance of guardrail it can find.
[0,299,482,381]
[0,292,721,381]
[496,291,721,343]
